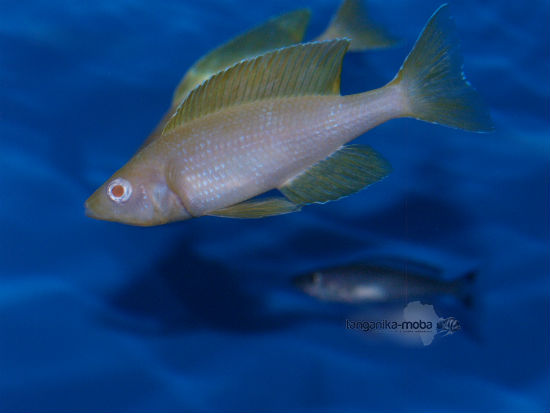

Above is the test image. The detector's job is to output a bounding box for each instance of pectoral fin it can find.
[208,197,300,218]
[279,145,391,205]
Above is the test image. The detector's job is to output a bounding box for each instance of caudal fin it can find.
[391,4,494,132]
[447,268,477,309]
[316,0,399,51]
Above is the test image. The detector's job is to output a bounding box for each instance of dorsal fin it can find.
[163,39,350,134]
[172,9,311,106]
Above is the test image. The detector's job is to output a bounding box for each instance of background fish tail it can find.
[316,0,399,50]
[390,4,494,132]
[439,270,480,342]
[450,269,477,309]
[172,9,311,107]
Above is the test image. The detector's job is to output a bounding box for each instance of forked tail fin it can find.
[316,0,399,51]
[390,4,494,132]
[450,269,477,309]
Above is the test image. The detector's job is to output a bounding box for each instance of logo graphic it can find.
[345,301,460,346]
[436,316,461,336]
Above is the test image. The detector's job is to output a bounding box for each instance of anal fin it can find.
[208,197,300,219]
[279,145,391,205]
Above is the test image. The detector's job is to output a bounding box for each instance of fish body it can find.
[293,261,476,304]
[85,5,493,226]
[149,91,397,216]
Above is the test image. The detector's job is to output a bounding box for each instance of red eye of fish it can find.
[107,178,132,203]
[111,185,125,198]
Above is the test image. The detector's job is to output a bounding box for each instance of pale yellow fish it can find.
[141,0,398,149]
[85,5,493,226]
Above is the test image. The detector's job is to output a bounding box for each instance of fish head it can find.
[85,162,190,226]
[292,271,327,298]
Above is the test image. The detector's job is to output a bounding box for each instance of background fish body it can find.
[294,264,463,303]
[140,0,399,150]
[174,0,398,107]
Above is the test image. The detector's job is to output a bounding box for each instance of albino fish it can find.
[143,0,399,148]
[293,258,476,305]
[85,5,493,226]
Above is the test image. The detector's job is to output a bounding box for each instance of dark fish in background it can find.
[293,257,477,306]
[174,0,400,102]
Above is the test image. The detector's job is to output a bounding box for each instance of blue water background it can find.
[1,0,549,411]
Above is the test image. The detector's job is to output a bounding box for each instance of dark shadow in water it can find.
[99,238,342,336]
[357,192,473,241]
[98,192,473,336]
[258,225,378,265]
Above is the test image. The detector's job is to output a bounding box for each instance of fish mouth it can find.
[84,198,101,220]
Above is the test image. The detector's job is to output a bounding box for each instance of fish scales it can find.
[156,89,402,216]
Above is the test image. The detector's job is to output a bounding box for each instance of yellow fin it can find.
[279,145,391,205]
[172,9,311,107]
[390,4,494,132]
[208,197,300,218]
[316,0,399,50]
[163,39,350,134]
